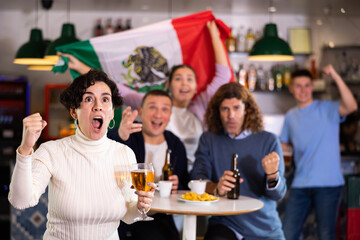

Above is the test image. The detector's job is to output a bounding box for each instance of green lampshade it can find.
[45,23,79,63]
[248,23,294,62]
[13,29,54,65]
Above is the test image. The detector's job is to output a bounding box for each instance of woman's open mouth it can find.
[92,117,103,130]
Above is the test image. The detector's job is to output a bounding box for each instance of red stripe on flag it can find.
[172,10,234,96]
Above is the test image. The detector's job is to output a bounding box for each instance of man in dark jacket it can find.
[108,89,188,240]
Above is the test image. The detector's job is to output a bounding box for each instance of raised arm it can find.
[263,139,287,201]
[322,64,358,116]
[19,113,47,156]
[9,113,50,209]
[188,21,232,124]
[207,21,228,67]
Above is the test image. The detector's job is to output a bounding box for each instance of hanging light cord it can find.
[168,0,172,19]
[46,7,49,37]
[36,0,39,28]
[268,0,275,23]
[67,0,70,23]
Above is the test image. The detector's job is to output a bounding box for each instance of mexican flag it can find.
[53,10,233,95]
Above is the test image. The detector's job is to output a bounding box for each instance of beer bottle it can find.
[227,153,240,199]
[162,149,173,180]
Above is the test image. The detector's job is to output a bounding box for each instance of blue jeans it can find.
[283,186,343,240]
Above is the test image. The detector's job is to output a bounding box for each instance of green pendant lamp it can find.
[248,0,294,62]
[13,0,54,65]
[27,1,57,70]
[44,23,79,63]
[45,0,79,64]
[248,23,294,61]
[13,29,54,65]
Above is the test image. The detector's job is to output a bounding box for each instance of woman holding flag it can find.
[61,20,232,172]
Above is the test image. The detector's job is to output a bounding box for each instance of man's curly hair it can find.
[60,69,123,110]
[205,82,263,134]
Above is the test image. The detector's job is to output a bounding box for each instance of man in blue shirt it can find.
[191,82,287,240]
[280,64,358,240]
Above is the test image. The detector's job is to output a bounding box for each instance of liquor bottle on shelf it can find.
[340,52,349,79]
[232,64,238,81]
[238,64,247,88]
[267,70,275,92]
[236,26,246,52]
[349,57,360,81]
[94,18,103,37]
[115,18,123,33]
[248,64,257,92]
[161,149,173,181]
[255,29,262,41]
[274,65,283,91]
[257,65,267,91]
[125,18,132,30]
[310,58,318,79]
[226,28,236,53]
[245,28,255,52]
[227,153,240,199]
[283,66,292,89]
[105,18,114,35]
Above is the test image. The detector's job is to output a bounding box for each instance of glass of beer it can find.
[114,165,130,188]
[130,163,155,221]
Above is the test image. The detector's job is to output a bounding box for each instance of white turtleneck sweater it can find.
[9,129,140,240]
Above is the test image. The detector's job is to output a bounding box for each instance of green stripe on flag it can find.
[53,40,103,79]
[125,82,167,93]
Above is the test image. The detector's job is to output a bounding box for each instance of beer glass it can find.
[114,165,130,188]
[130,163,155,221]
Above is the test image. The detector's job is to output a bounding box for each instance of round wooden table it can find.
[150,191,264,240]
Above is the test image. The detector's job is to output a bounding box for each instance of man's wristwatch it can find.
[267,174,279,186]
[267,178,278,184]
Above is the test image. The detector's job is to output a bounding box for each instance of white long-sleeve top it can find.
[9,129,140,240]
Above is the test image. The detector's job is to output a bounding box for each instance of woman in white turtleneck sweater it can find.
[8,69,155,240]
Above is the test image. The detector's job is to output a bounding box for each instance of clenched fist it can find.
[19,113,47,156]
[261,152,280,179]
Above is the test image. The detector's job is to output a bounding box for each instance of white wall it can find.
[1,8,360,114]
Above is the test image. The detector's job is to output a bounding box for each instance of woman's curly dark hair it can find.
[60,69,123,110]
[205,82,263,134]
